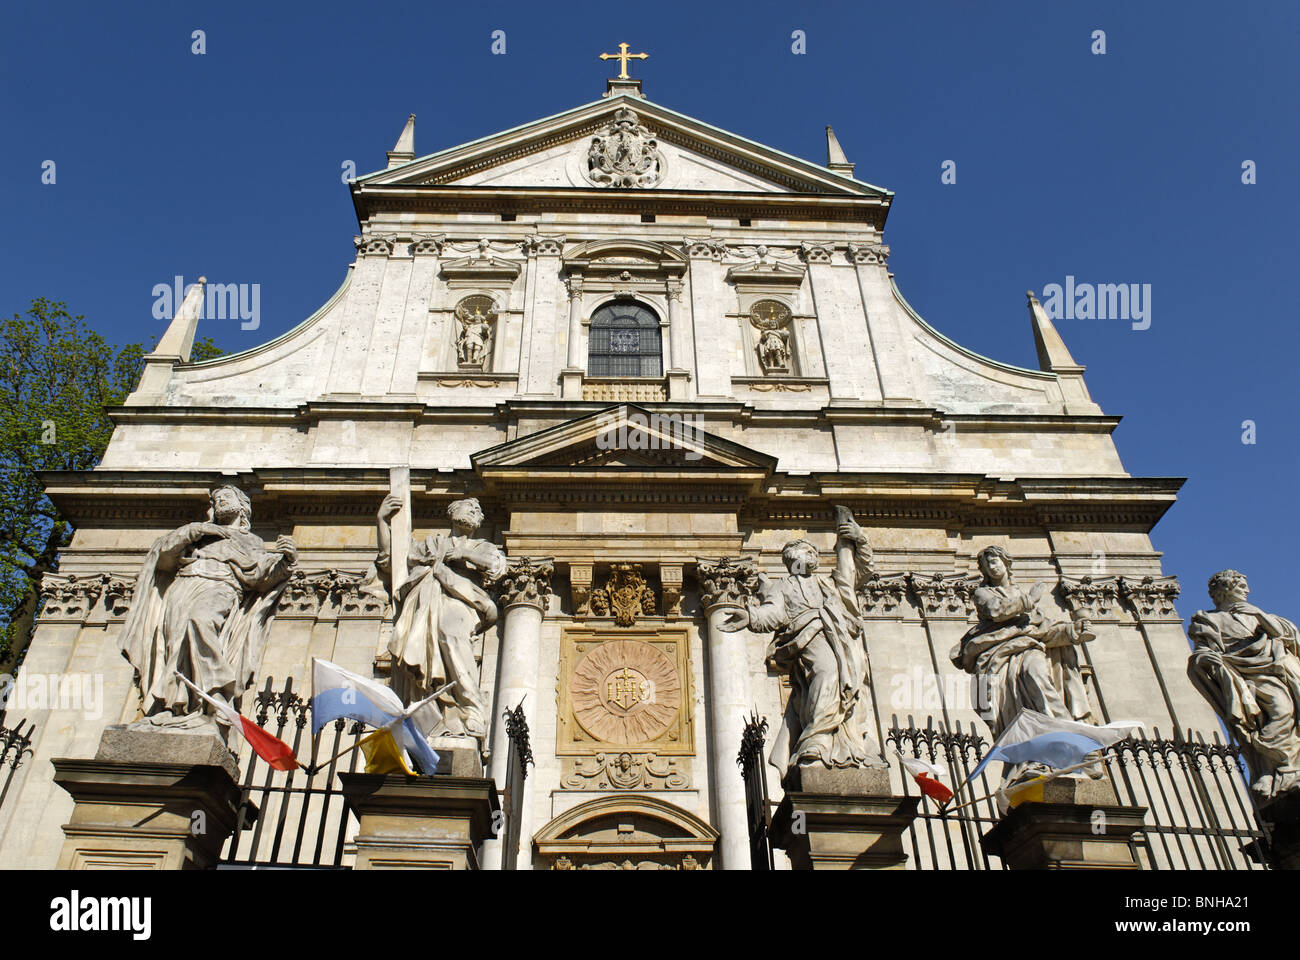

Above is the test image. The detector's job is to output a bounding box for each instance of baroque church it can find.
[0,59,1243,871]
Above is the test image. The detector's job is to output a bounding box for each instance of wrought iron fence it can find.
[887,714,1272,871]
[218,677,366,869]
[737,712,774,870]
[739,711,1272,870]
[0,716,35,817]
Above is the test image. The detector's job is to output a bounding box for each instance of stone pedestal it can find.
[560,368,584,400]
[980,778,1147,870]
[52,728,246,870]
[1256,790,1300,870]
[771,765,918,870]
[666,368,691,400]
[339,763,499,870]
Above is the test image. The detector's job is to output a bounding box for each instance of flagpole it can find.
[941,752,1122,815]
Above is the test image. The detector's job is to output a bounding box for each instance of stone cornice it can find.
[352,185,886,228]
[42,467,1182,532]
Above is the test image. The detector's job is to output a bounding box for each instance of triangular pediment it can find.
[359,95,889,198]
[472,405,777,472]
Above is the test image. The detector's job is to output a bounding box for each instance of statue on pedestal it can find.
[718,506,885,773]
[950,546,1095,761]
[376,495,506,746]
[1187,569,1300,799]
[120,484,296,728]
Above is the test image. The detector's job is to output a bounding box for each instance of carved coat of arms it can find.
[586,108,665,188]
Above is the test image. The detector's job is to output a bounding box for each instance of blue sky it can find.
[3,1,1297,616]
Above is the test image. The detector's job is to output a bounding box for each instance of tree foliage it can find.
[0,298,221,670]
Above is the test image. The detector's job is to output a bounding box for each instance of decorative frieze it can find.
[497,557,554,610]
[1118,574,1181,619]
[696,557,759,609]
[561,751,689,790]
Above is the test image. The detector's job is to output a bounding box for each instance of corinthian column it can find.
[483,556,553,870]
[697,556,759,869]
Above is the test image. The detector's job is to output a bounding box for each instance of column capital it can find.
[1117,574,1180,620]
[565,275,585,300]
[498,557,555,611]
[845,241,890,266]
[696,557,760,610]
[665,278,685,301]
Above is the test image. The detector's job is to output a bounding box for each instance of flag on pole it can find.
[966,709,1141,784]
[310,657,444,775]
[176,674,300,771]
[894,751,954,804]
[359,729,417,776]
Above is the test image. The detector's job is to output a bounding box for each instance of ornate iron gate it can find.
[0,716,35,817]
[219,677,366,869]
[737,712,774,870]
[499,700,534,870]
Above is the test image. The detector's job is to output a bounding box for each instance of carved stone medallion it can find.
[558,628,694,756]
[572,639,679,744]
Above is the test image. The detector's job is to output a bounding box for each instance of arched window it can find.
[588,300,662,377]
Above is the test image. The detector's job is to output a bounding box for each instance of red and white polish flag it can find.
[896,752,954,805]
[176,673,300,771]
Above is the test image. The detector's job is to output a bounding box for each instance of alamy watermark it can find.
[152,275,260,331]
[1039,276,1152,331]
[0,671,104,718]
[595,408,705,461]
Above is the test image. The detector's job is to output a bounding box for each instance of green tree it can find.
[0,298,221,672]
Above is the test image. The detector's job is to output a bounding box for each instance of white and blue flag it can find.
[310,657,444,775]
[967,709,1140,784]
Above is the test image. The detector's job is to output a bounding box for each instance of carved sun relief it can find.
[571,639,680,744]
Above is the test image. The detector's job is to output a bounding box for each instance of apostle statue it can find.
[718,506,886,774]
[950,546,1096,751]
[120,484,297,729]
[1187,569,1300,799]
[376,494,507,746]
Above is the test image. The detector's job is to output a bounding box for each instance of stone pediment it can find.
[358,95,889,199]
[472,405,777,473]
[439,255,522,283]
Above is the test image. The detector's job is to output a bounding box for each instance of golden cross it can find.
[599,42,648,80]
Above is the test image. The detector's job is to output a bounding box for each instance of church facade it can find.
[0,72,1230,870]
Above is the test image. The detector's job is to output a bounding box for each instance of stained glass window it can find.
[588,301,662,377]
